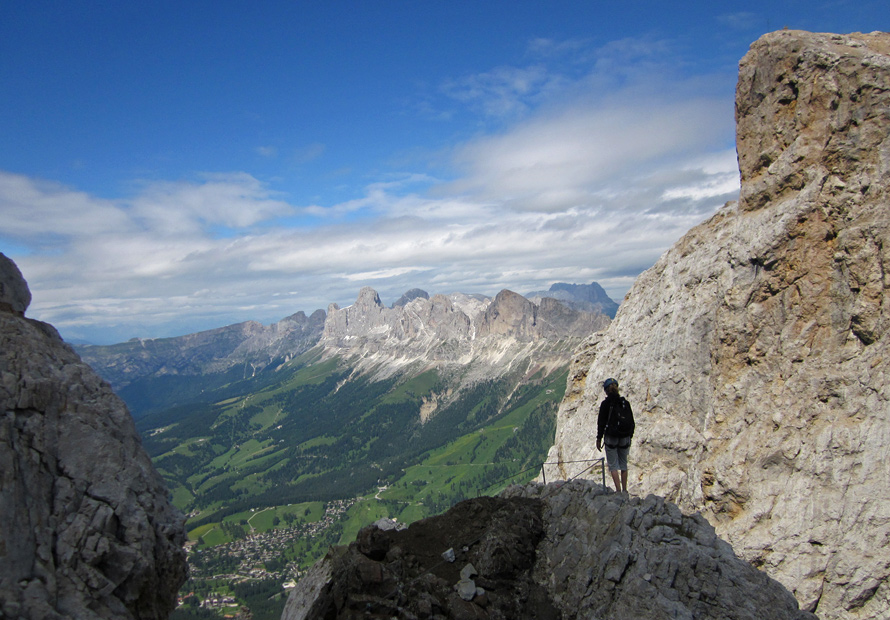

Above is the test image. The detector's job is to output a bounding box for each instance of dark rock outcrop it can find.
[0,254,30,316]
[0,253,187,619]
[281,480,815,620]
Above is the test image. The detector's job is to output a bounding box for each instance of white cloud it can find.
[447,95,733,215]
[441,65,554,117]
[129,172,294,235]
[0,172,133,241]
[1,36,741,343]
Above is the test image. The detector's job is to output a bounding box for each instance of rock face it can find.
[544,30,890,620]
[0,253,187,619]
[76,284,608,420]
[322,287,610,381]
[281,480,814,620]
[0,254,30,316]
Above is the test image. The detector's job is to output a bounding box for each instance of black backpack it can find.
[605,397,634,438]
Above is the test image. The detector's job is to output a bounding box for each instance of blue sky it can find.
[1,1,885,344]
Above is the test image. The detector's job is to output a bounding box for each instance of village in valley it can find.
[179,499,357,613]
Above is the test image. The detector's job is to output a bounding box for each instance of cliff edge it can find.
[281,480,814,620]
[544,30,890,620]
[0,253,187,619]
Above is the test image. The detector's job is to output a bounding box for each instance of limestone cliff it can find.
[321,287,610,382]
[544,30,890,620]
[281,480,815,620]
[0,253,187,619]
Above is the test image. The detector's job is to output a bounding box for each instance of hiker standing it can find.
[596,377,635,493]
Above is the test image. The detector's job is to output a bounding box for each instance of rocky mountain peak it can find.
[0,255,187,619]
[0,252,30,315]
[544,29,890,620]
[320,286,611,381]
[355,285,384,310]
[477,289,536,338]
[393,287,430,307]
[526,281,620,318]
[736,30,890,213]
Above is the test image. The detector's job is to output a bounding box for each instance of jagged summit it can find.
[78,284,610,400]
[526,281,620,318]
[281,480,815,620]
[392,287,430,307]
[320,286,610,382]
[545,29,890,620]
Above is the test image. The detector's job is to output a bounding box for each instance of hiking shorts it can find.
[604,435,631,471]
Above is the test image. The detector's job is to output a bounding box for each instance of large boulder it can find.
[0,254,187,619]
[0,253,30,315]
[281,480,814,620]
[544,30,890,620]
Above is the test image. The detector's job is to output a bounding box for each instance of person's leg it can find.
[617,444,630,493]
[604,444,620,492]
[610,469,621,492]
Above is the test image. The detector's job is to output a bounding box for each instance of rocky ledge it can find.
[282,480,814,620]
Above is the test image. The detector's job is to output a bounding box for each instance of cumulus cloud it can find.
[128,172,294,235]
[1,35,741,344]
[449,96,731,212]
[0,172,133,242]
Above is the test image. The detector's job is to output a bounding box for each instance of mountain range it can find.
[76,281,611,418]
[7,27,885,620]
[76,281,610,552]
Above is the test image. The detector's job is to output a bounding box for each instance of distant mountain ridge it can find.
[76,283,614,416]
[526,281,620,318]
[322,287,610,382]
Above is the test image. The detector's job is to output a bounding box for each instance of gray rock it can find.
[281,481,814,620]
[455,578,477,601]
[0,252,30,315]
[544,29,890,620]
[0,256,187,619]
[526,281,620,318]
[321,286,610,387]
[506,482,815,620]
[392,287,430,308]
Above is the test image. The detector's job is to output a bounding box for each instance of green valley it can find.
[135,347,566,619]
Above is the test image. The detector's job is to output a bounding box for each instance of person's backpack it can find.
[605,397,634,438]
